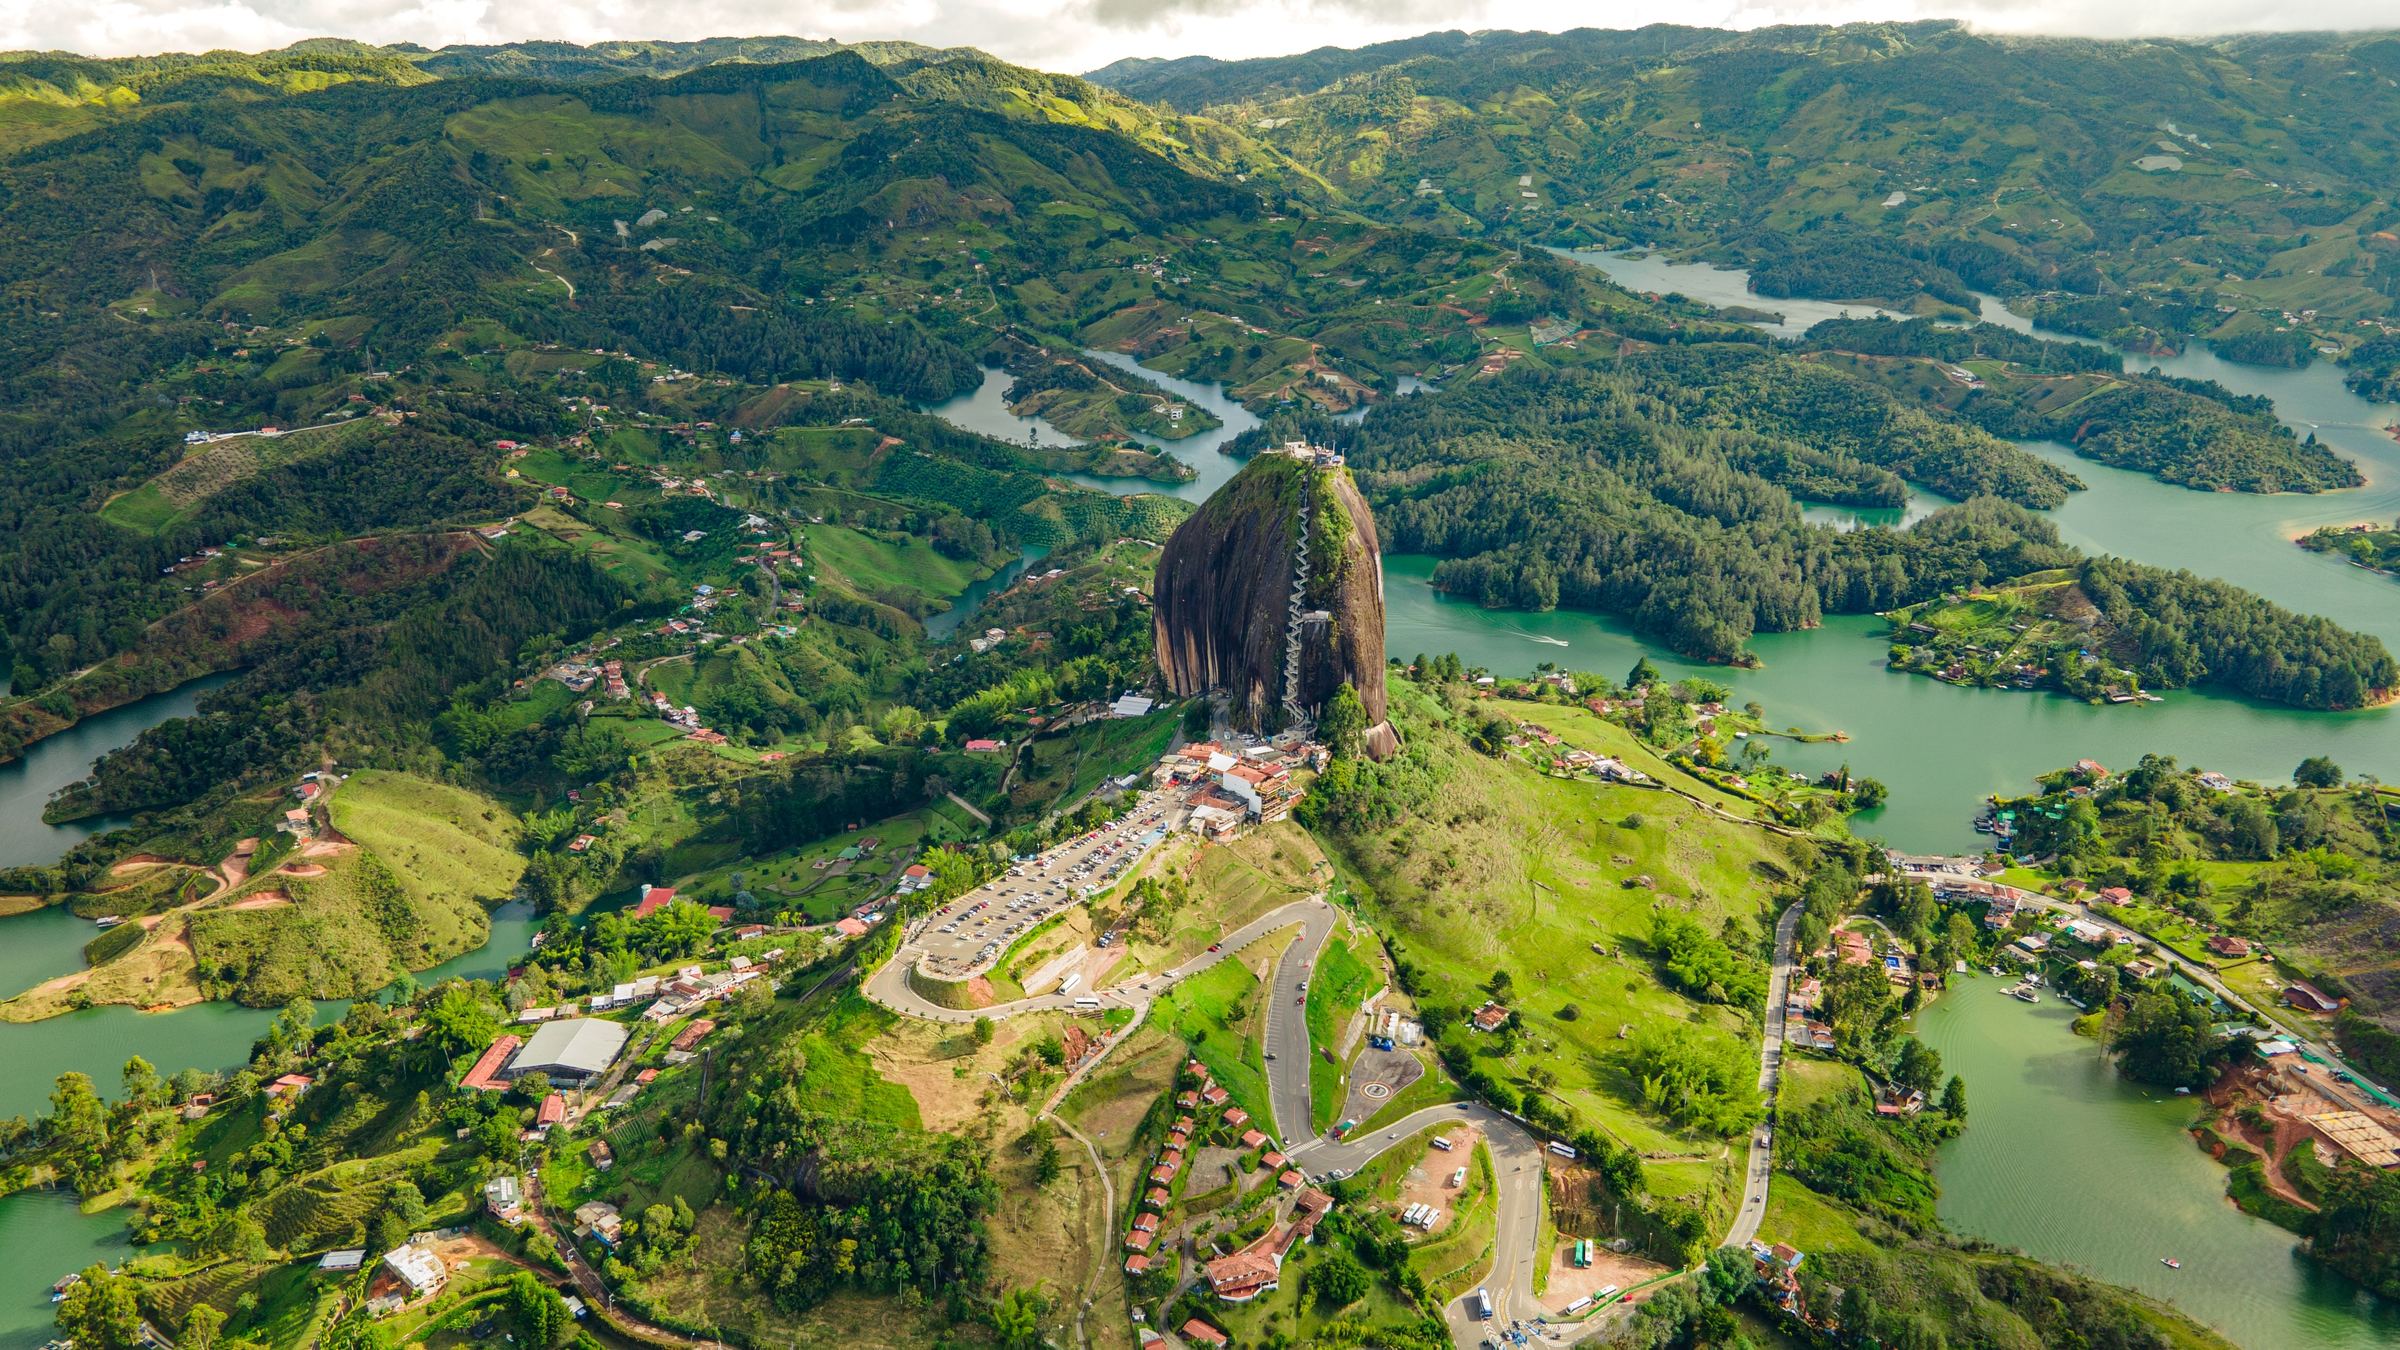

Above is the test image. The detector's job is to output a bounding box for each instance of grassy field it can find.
[1007,708,1183,818]
[1155,927,1281,1135]
[1333,686,1789,1158]
[330,770,528,906]
[1307,936,1380,1130]
[803,523,986,604]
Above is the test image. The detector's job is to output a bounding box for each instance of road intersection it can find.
[864,880,1806,1350]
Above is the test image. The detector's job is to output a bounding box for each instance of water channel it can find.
[1914,977,2400,1350]
[0,248,2390,1349]
[907,284,2400,1343]
[0,678,542,1346]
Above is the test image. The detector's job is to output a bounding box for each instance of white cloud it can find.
[1,0,2391,80]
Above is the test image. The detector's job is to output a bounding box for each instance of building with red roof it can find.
[1182,1322,1228,1348]
[462,1035,524,1092]
[537,1093,567,1127]
[633,886,678,918]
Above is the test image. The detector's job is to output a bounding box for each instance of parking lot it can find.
[915,795,1173,978]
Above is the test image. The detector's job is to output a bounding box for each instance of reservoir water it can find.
[0,678,541,1345]
[908,283,2400,1345]
[1914,978,2400,1350]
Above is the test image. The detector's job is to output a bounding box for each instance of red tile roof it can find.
[1182,1322,1228,1348]
[1123,1229,1156,1251]
[462,1035,523,1092]
[537,1093,566,1126]
[633,887,678,918]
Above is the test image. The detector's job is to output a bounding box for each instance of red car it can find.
[1208,943,1222,953]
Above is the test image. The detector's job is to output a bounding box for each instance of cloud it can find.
[2,0,2392,80]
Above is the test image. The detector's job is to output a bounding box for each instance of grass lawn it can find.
[1307,937,1380,1130]
[1359,776,1773,1155]
[1756,1174,1874,1255]
[803,523,986,603]
[1155,928,1280,1133]
[330,770,528,906]
[100,481,185,532]
[1008,709,1183,817]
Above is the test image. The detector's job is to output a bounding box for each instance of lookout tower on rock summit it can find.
[1152,443,1398,759]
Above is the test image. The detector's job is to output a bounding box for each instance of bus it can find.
[1057,973,1081,996]
[1470,1288,1493,1321]
[1074,997,1102,1008]
[1547,1141,1577,1160]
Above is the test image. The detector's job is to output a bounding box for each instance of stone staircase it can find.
[1282,493,1314,734]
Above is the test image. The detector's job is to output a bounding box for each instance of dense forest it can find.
[1226,361,2395,708]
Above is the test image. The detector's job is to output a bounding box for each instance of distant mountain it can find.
[1088,21,2400,325]
[396,36,981,81]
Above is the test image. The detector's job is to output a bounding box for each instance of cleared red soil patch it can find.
[276,863,327,877]
[228,891,291,911]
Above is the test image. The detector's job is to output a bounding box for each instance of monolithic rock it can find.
[1152,450,1398,758]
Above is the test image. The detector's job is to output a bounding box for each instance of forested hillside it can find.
[1090,23,2400,364]
[1236,359,2393,708]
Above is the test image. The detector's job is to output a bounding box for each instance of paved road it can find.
[865,898,1333,1025]
[1262,903,1342,1145]
[1726,903,1802,1249]
[1278,1102,1546,1339]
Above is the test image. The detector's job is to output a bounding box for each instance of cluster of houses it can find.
[1126,1061,1318,1278]
[1194,1188,1336,1302]
[1149,740,1311,838]
[1269,439,1347,469]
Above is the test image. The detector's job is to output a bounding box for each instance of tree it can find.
[992,1287,1045,1350]
[181,1303,226,1350]
[1848,777,1889,809]
[1488,969,1516,1002]
[2295,756,2344,788]
[1305,1252,1370,1306]
[1940,1075,1968,1120]
[505,1272,570,1348]
[1894,1038,1944,1094]
[1698,1247,1751,1305]
[1626,657,1663,689]
[2112,988,2230,1089]
[57,1264,144,1350]
[46,1072,110,1192]
[425,984,500,1058]
[972,1016,996,1046]
[1182,699,1212,738]
[1319,682,1368,760]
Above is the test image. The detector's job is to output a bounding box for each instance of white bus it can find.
[1547,1141,1577,1159]
[1074,996,1102,1009]
[1056,972,1080,996]
[1470,1288,1493,1320]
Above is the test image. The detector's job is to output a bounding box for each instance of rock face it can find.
[1152,453,1398,757]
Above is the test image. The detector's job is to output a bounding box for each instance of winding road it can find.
[863,878,1810,1349]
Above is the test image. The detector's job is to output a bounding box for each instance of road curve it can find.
[862,897,1336,1025]
[1262,903,1342,1145]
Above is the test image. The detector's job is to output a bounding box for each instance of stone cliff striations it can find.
[1151,450,1398,758]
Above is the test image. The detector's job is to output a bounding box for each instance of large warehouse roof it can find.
[508,1018,629,1080]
